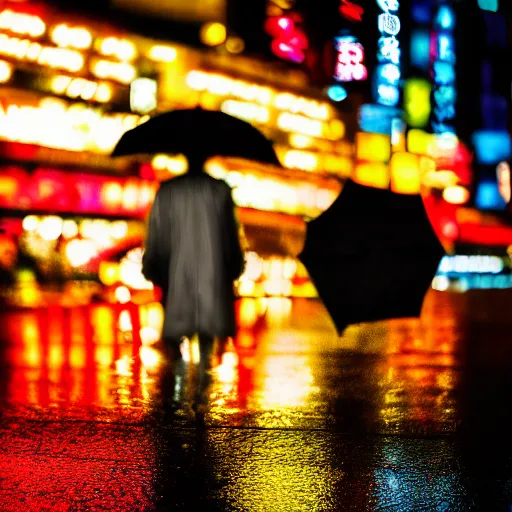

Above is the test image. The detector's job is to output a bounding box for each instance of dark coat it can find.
[141,172,244,342]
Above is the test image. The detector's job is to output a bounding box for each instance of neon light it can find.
[0,9,46,38]
[376,84,399,106]
[327,85,348,102]
[403,78,431,128]
[438,255,504,274]
[271,39,305,63]
[339,0,364,22]
[0,97,142,154]
[475,181,507,210]
[434,6,455,30]
[334,38,367,82]
[378,36,400,64]
[497,161,511,203]
[265,14,308,64]
[478,0,498,12]
[264,16,294,37]
[378,13,401,36]
[378,63,400,84]
[376,0,399,10]
[359,104,401,135]
[433,61,455,85]
[438,34,455,64]
[430,3,456,137]
[411,30,430,70]
[375,0,401,107]
[0,33,84,72]
[473,131,511,165]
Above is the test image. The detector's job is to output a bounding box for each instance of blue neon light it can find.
[478,0,498,12]
[391,117,406,145]
[376,84,400,106]
[433,105,455,122]
[327,85,348,102]
[375,0,401,107]
[377,63,401,85]
[473,131,512,165]
[431,4,456,137]
[475,181,507,210]
[359,104,402,134]
[431,122,456,135]
[438,34,455,64]
[434,6,456,30]
[410,30,430,70]
[433,61,455,85]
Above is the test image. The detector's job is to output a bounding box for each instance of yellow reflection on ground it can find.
[205,429,338,512]
[259,354,316,409]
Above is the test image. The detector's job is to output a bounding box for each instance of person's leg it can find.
[160,337,185,406]
[196,334,215,406]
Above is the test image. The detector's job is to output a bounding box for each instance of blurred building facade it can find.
[0,0,351,307]
[0,0,511,308]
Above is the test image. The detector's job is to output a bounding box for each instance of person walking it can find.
[141,153,245,410]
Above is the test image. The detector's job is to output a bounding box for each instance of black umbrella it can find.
[111,108,280,166]
[298,179,446,334]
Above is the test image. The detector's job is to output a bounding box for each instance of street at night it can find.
[2,0,512,510]
[1,291,512,511]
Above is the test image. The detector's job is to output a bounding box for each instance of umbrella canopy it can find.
[298,179,446,334]
[111,108,281,166]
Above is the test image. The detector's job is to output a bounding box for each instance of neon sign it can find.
[264,4,308,64]
[331,0,365,100]
[334,35,367,82]
[375,0,401,107]
[339,0,364,22]
[430,4,456,135]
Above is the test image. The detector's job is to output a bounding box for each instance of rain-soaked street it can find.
[1,290,512,511]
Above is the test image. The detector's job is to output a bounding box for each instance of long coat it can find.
[141,172,244,342]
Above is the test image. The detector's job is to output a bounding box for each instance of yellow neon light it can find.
[98,36,137,62]
[0,97,141,153]
[221,100,270,124]
[50,24,93,50]
[90,58,137,84]
[354,162,389,189]
[147,44,177,62]
[356,132,391,163]
[390,152,421,194]
[0,33,84,72]
[0,9,46,38]
[51,75,113,103]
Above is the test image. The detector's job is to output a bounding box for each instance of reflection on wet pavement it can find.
[1,290,512,510]
[0,293,463,433]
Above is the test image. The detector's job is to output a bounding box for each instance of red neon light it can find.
[339,0,364,22]
[264,16,295,38]
[334,42,368,81]
[266,15,308,63]
[271,39,305,63]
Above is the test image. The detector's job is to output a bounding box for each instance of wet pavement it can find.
[1,291,512,511]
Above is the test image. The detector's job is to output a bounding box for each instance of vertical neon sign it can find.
[328,0,366,102]
[430,4,456,136]
[375,0,401,107]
